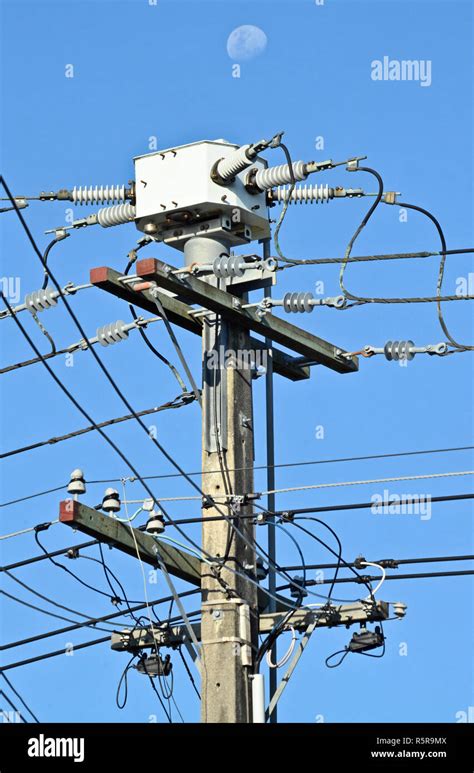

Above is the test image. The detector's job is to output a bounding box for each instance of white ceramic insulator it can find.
[24,287,58,314]
[97,203,136,228]
[283,292,314,313]
[212,255,246,278]
[96,320,130,347]
[253,160,308,191]
[384,340,415,361]
[72,185,127,205]
[275,184,333,204]
[216,145,252,182]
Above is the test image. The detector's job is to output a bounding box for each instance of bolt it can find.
[212,610,222,620]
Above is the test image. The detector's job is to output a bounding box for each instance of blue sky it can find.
[0,0,473,724]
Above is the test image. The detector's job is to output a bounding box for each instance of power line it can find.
[1,588,125,632]
[1,539,99,572]
[279,553,474,572]
[276,568,474,591]
[119,470,474,503]
[278,247,474,266]
[2,592,200,650]
[3,443,472,509]
[164,492,474,526]
[0,636,111,672]
[0,393,195,460]
[0,673,39,722]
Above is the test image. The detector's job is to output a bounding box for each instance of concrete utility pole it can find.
[187,235,258,723]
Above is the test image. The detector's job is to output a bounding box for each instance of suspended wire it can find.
[392,201,474,351]
[3,562,127,626]
[277,568,474,590]
[33,528,141,607]
[279,553,474,572]
[2,592,200,651]
[0,691,27,722]
[124,247,189,392]
[118,469,474,503]
[41,235,68,290]
[278,247,474,267]
[1,588,123,633]
[338,166,384,299]
[0,673,39,723]
[0,315,162,375]
[3,444,472,508]
[0,392,195,459]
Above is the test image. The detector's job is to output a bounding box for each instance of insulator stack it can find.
[383,340,415,361]
[97,203,136,228]
[212,255,246,278]
[215,145,253,183]
[96,320,130,346]
[283,292,315,313]
[72,185,127,205]
[252,160,308,191]
[24,287,58,314]
[274,184,334,204]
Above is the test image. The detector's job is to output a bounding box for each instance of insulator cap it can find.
[67,468,86,496]
[146,512,165,534]
[102,488,121,513]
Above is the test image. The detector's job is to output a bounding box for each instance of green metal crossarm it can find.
[136,258,359,373]
[59,500,201,586]
[89,265,310,381]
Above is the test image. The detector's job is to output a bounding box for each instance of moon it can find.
[227,25,267,62]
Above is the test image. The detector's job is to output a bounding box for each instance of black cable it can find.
[41,236,67,290]
[277,568,474,589]
[278,553,474,572]
[123,251,188,392]
[0,691,27,722]
[115,654,136,710]
[3,445,473,507]
[0,673,40,722]
[3,569,121,629]
[0,588,123,634]
[2,594,200,651]
[0,394,194,460]
[273,142,297,262]
[177,646,201,700]
[394,201,473,351]
[1,636,111,672]
[34,528,136,606]
[339,166,384,301]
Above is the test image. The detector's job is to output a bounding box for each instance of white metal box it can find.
[133,139,270,247]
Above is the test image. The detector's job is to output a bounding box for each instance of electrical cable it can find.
[0,673,39,723]
[0,393,195,459]
[115,653,136,710]
[123,248,189,392]
[2,594,200,651]
[2,568,123,628]
[393,201,473,351]
[3,445,473,507]
[0,588,123,633]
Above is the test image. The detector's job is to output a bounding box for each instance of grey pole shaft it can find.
[263,237,277,722]
[195,236,258,723]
